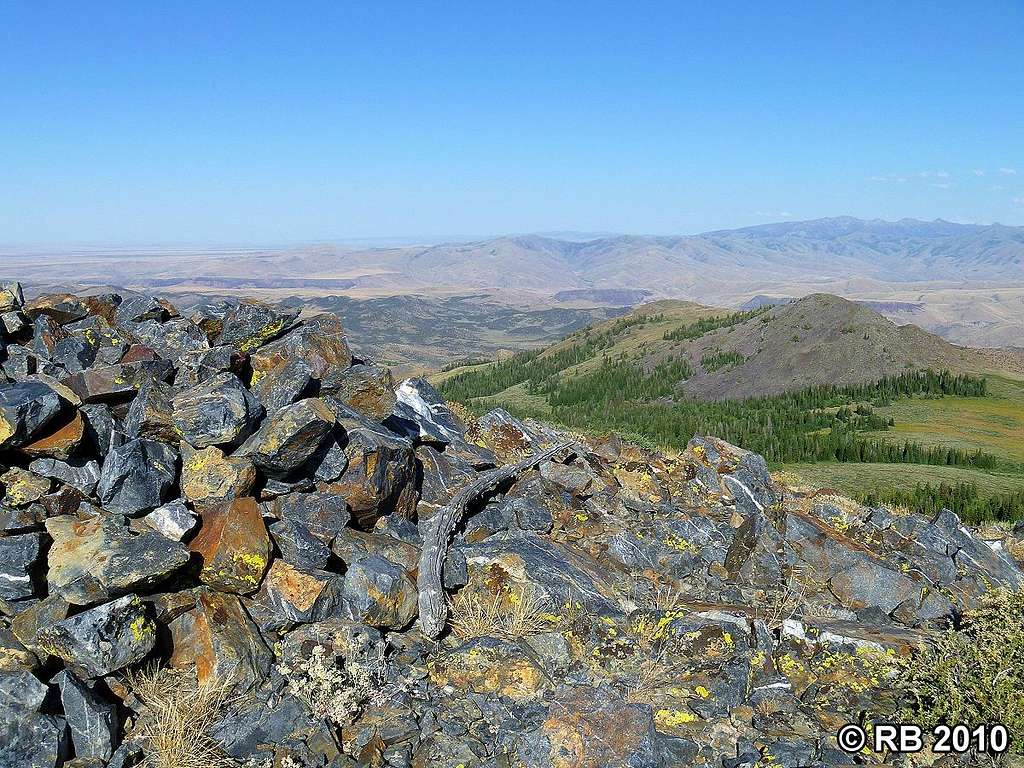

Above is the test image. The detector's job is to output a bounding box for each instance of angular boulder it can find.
[172,372,261,449]
[0,532,42,600]
[97,438,177,516]
[249,313,352,389]
[169,590,272,692]
[240,397,336,477]
[123,381,177,443]
[341,554,417,629]
[180,443,257,502]
[53,670,118,761]
[190,497,271,594]
[143,499,198,541]
[0,380,63,449]
[36,595,156,677]
[45,513,191,605]
[216,301,299,353]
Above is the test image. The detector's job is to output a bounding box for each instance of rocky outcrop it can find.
[0,280,1021,767]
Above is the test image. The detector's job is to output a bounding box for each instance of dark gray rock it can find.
[252,357,313,414]
[36,595,156,677]
[97,438,177,516]
[123,317,209,360]
[239,397,336,477]
[29,457,101,496]
[49,337,97,374]
[0,532,41,600]
[53,670,118,760]
[0,670,48,711]
[342,555,417,629]
[114,295,173,324]
[172,372,261,448]
[269,518,333,571]
[268,491,351,543]
[0,711,69,768]
[124,380,177,443]
[0,380,63,449]
[1,344,36,380]
[80,404,119,457]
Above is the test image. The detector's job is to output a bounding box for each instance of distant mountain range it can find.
[4,217,1022,294]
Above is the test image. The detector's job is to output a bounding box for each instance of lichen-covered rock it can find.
[172,372,261,448]
[36,595,156,677]
[239,397,336,477]
[190,497,271,594]
[251,356,313,414]
[0,380,63,449]
[45,513,191,605]
[0,282,23,313]
[249,313,352,388]
[1,466,51,506]
[428,636,547,700]
[216,301,299,353]
[180,442,257,502]
[341,554,417,629]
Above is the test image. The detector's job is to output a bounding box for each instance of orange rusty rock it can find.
[262,560,330,613]
[427,638,545,700]
[190,497,271,594]
[18,410,85,460]
[169,590,270,691]
[543,686,656,768]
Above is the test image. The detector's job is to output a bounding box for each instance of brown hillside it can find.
[662,294,983,400]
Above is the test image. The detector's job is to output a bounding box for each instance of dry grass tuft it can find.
[125,664,235,768]
[629,577,688,614]
[812,493,864,517]
[450,580,549,640]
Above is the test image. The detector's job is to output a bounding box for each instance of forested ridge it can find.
[440,325,1023,520]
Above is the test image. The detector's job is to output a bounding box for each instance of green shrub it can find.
[892,588,1024,759]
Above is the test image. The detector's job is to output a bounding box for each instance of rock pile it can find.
[1,282,1021,768]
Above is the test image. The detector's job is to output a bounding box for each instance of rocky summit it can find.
[1,281,1022,768]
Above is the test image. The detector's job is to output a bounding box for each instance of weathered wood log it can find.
[416,441,572,638]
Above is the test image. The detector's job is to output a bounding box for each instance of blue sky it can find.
[1,1,1021,243]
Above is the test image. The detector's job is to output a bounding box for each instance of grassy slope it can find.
[866,374,1024,463]
[781,462,1024,498]
[783,374,1024,499]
